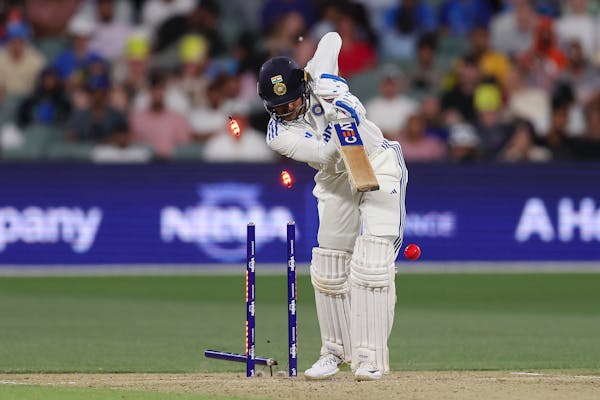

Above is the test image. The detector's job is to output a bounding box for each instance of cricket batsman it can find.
[257,32,408,381]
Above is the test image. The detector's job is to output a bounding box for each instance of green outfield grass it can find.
[0,273,599,373]
[0,385,243,400]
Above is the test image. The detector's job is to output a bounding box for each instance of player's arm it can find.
[304,33,367,125]
[305,32,342,79]
[267,120,338,165]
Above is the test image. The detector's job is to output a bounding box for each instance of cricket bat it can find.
[304,32,379,192]
[331,117,380,192]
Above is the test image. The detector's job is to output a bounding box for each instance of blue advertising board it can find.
[0,163,598,265]
[405,163,600,261]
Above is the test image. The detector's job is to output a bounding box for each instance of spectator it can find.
[517,16,567,91]
[224,0,263,32]
[569,98,600,159]
[153,0,226,57]
[498,118,551,162]
[344,2,379,47]
[132,36,197,114]
[1,0,599,166]
[473,82,512,159]
[172,34,210,109]
[220,73,252,118]
[0,22,46,97]
[551,79,585,136]
[440,54,481,124]
[397,113,447,162]
[188,0,226,56]
[141,0,196,33]
[379,0,437,60]
[310,0,344,41]
[130,69,191,159]
[230,31,267,103]
[53,16,104,83]
[532,17,569,71]
[265,11,308,59]
[89,60,153,168]
[336,8,377,77]
[560,40,600,106]
[24,0,79,38]
[540,97,573,159]
[66,74,128,144]
[260,0,317,35]
[70,56,112,111]
[0,6,23,41]
[556,0,597,60]
[420,96,449,141]
[188,74,228,143]
[111,32,152,111]
[491,0,538,56]
[16,67,71,128]
[293,31,318,69]
[447,122,481,162]
[203,113,276,162]
[438,0,494,37]
[505,64,550,135]
[73,0,134,25]
[365,64,418,141]
[384,0,437,34]
[88,0,133,61]
[404,33,444,94]
[468,25,511,88]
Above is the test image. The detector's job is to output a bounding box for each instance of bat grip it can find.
[318,98,338,122]
[306,71,339,122]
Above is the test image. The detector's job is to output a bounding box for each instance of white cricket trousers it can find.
[312,142,408,253]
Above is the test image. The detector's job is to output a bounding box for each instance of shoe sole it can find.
[303,367,340,380]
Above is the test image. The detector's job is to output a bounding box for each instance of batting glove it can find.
[333,91,367,126]
[312,74,349,101]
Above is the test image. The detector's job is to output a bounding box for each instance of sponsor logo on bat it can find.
[334,121,363,146]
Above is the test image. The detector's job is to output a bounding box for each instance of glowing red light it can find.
[281,170,293,188]
[229,116,241,137]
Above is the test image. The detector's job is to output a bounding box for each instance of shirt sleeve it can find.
[266,119,338,165]
[304,32,342,79]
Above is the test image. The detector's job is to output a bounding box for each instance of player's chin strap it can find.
[310,247,353,363]
[349,235,396,373]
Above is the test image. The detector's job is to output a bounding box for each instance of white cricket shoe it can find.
[303,354,343,380]
[354,363,383,381]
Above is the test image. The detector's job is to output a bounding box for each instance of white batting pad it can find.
[310,247,353,363]
[349,235,396,373]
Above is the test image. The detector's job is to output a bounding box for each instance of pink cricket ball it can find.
[404,244,421,261]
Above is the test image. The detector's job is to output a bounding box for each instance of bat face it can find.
[306,72,378,193]
[333,118,379,192]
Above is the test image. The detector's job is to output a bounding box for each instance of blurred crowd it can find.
[0,0,599,163]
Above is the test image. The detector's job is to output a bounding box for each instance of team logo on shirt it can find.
[311,104,323,115]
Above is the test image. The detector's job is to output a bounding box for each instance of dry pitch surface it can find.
[1,371,599,400]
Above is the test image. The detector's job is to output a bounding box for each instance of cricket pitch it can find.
[1,371,599,400]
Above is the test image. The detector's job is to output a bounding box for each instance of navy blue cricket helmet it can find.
[257,56,309,120]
